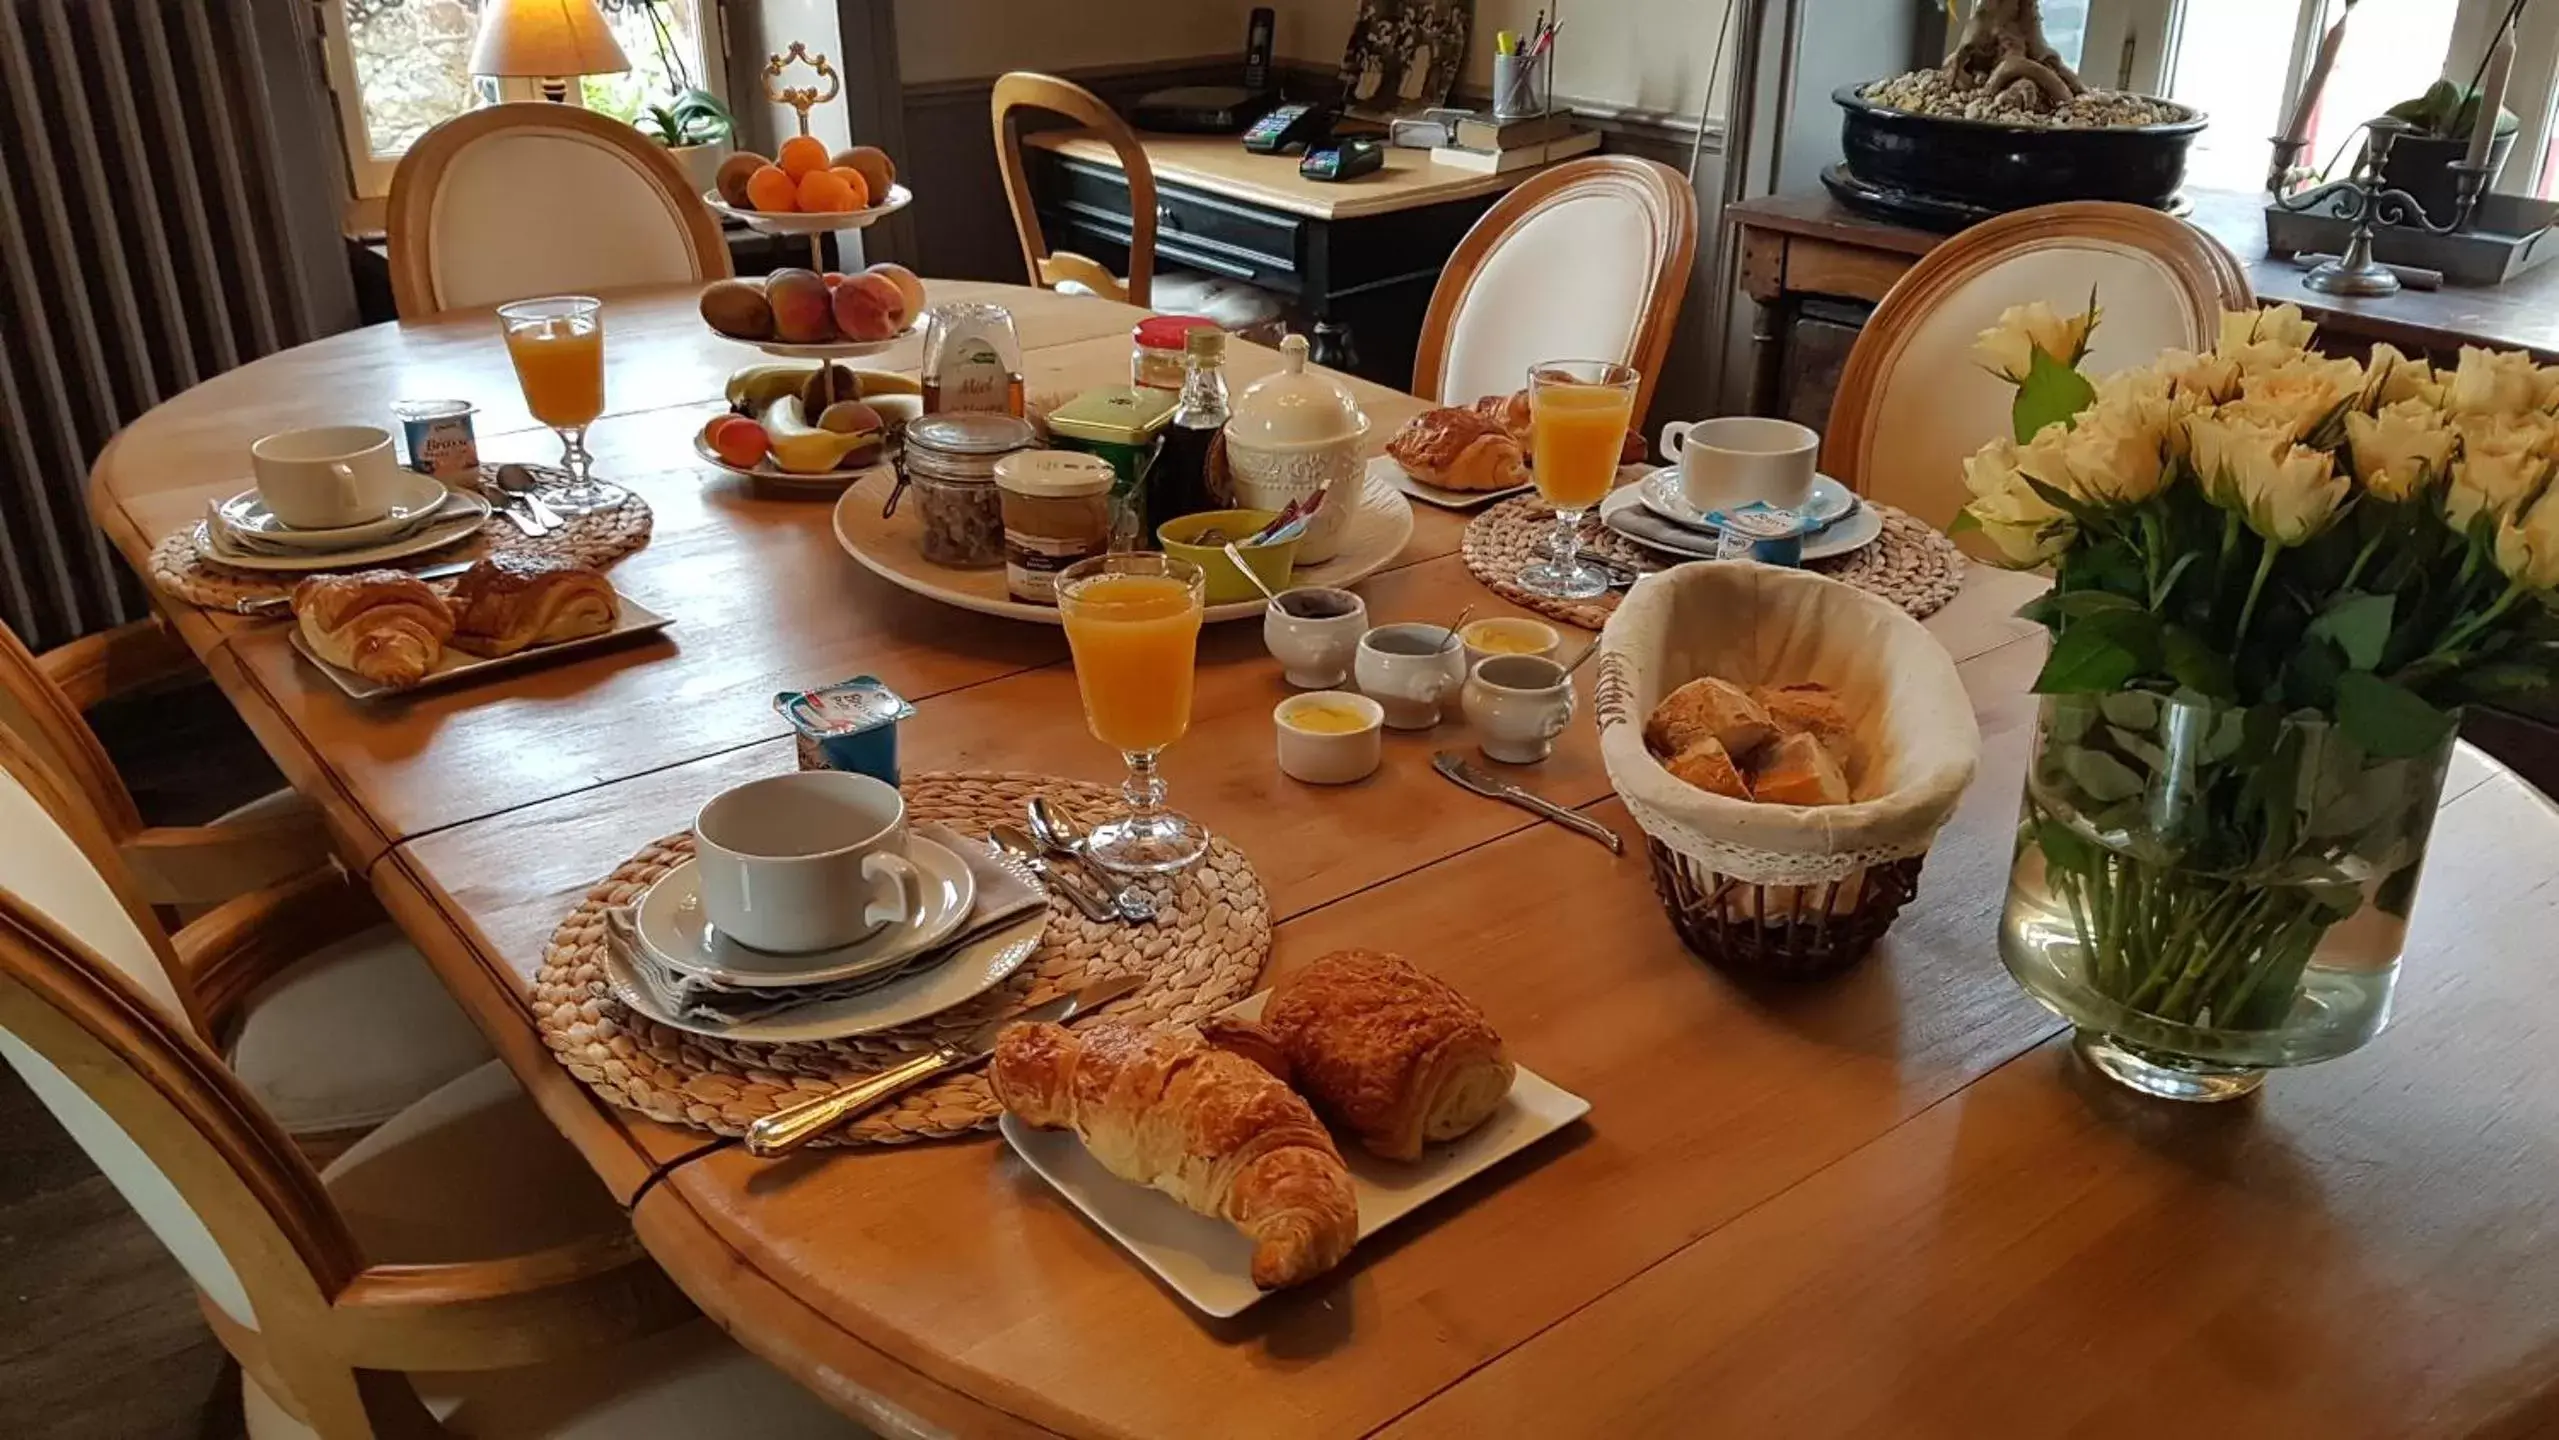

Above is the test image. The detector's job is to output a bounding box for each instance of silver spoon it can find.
[1562,638,1601,676]
[1025,798,1161,923]
[987,824,1119,924]
[1222,540,1281,602]
[495,462,569,532]
[1439,604,1476,653]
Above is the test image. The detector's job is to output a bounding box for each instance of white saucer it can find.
[192,490,492,572]
[1599,484,1883,563]
[215,471,450,549]
[1639,469,1858,532]
[605,910,1045,1043]
[634,837,976,988]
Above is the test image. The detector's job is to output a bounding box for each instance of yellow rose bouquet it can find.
[1962,301,2559,1098]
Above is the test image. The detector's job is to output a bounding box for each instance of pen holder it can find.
[1493,52,1548,121]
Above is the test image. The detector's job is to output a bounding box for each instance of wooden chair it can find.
[0,731,865,1438]
[990,73,1284,333]
[1412,155,1701,420]
[1824,200,2253,544]
[1,618,492,1150]
[387,102,731,318]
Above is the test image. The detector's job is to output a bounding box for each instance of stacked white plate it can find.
[196,470,492,572]
[1597,468,1881,563]
[601,834,1050,1042]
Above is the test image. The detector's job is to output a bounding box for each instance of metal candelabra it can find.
[2271,117,2490,296]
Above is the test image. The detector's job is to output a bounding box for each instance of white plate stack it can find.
[197,470,494,572]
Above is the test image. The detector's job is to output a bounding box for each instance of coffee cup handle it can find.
[862,851,927,931]
[1659,421,1694,465]
[326,461,364,515]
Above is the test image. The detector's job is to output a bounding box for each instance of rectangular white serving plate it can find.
[999,991,1590,1318]
[288,594,671,700]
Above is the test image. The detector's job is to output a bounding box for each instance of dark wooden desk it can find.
[1727,187,2559,416]
[1022,129,1542,386]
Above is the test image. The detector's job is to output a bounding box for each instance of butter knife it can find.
[1431,751,1624,854]
[744,973,1145,1156]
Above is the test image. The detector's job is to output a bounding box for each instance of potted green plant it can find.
[640,86,736,198]
[2379,78,2518,223]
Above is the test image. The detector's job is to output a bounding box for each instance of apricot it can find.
[827,166,873,209]
[796,168,856,214]
[745,163,797,212]
[777,134,831,180]
[709,416,769,469]
[831,271,908,343]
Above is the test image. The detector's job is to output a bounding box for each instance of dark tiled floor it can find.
[3,677,280,1439]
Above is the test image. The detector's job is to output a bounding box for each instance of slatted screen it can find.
[0,0,350,650]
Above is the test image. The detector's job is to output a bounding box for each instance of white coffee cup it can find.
[692,771,927,953]
[1264,587,1369,689]
[250,425,406,531]
[1355,622,1468,730]
[1462,654,1576,765]
[1662,416,1819,515]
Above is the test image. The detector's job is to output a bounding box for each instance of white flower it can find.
[2343,399,2455,502]
[2232,443,2351,546]
[2446,346,2554,418]
[1973,300,2098,382]
[2495,489,2559,590]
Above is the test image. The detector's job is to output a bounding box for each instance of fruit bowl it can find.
[692,434,887,492]
[738,321,923,360]
[703,183,912,235]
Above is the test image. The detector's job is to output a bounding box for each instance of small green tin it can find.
[1045,386,1176,548]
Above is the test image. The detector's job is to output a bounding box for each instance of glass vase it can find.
[1999,692,2456,1102]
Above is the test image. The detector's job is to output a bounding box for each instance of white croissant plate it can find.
[999,990,1590,1318]
[288,593,671,700]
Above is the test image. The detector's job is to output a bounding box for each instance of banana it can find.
[725,362,824,413]
[764,395,870,474]
[849,369,922,399]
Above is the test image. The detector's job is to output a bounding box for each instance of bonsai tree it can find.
[1944,0,2084,107]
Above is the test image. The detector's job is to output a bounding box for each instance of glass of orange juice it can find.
[496,295,622,514]
[1522,359,1639,600]
[1057,552,1211,874]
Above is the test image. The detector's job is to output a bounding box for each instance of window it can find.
[319,0,724,204]
[2067,0,2559,198]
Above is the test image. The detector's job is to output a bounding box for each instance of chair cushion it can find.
[242,1318,873,1439]
[225,924,494,1137]
[320,1059,622,1266]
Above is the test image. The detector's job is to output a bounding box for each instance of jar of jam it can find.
[995,451,1117,605]
[896,413,1037,568]
[1131,315,1221,393]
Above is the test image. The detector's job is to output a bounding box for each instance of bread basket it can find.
[1595,562,1980,978]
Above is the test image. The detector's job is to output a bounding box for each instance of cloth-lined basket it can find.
[1596,562,1981,977]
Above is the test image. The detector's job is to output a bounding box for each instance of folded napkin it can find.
[616,823,1046,1030]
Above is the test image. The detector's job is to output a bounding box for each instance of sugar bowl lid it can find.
[1228,333,1370,450]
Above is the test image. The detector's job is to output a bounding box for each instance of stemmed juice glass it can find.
[1056,552,1210,874]
[1521,359,1640,600]
[496,295,623,514]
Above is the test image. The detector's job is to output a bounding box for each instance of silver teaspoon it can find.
[1024,798,1161,923]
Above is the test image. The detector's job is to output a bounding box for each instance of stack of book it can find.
[1430,111,1600,175]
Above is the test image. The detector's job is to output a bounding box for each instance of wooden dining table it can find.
[88,280,2559,1438]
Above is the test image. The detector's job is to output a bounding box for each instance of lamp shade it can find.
[469,0,632,78]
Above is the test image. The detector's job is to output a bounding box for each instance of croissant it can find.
[292,570,453,689]
[445,554,617,658]
[1262,950,1514,1161]
[1385,408,1530,493]
[992,1019,1358,1289]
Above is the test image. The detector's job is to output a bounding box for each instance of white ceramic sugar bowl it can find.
[1223,332,1370,564]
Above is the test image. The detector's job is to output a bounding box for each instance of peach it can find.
[830,272,908,342]
[714,152,766,207]
[766,268,837,344]
[834,145,896,202]
[863,262,926,319]
[777,134,831,180]
[745,164,797,212]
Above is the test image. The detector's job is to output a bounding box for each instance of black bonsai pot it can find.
[1828,85,2207,230]
[2379,130,2515,227]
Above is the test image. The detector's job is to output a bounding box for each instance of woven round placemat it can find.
[1460,495,1966,630]
[530,771,1272,1147]
[147,464,654,613]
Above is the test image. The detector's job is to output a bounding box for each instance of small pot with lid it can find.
[995,450,1117,605]
[1223,333,1370,564]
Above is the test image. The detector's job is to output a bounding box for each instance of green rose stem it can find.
[2234,539,2283,646]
